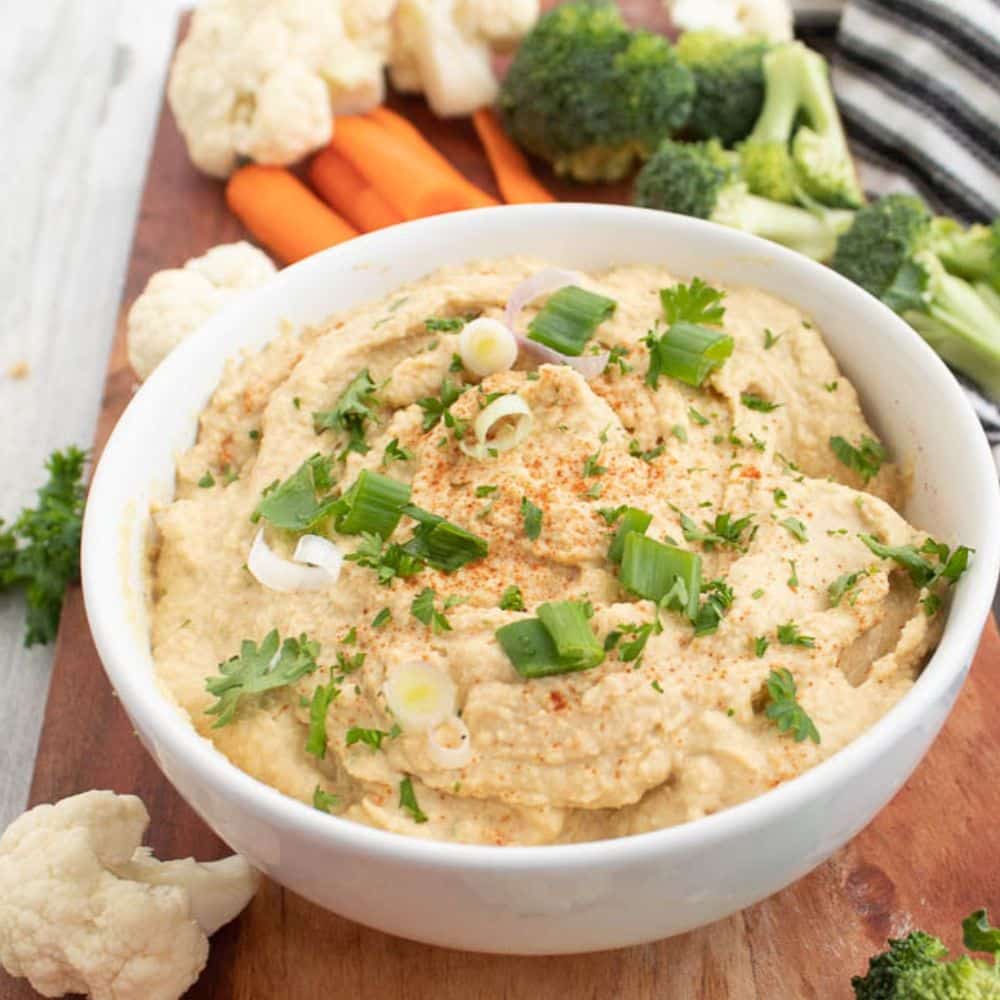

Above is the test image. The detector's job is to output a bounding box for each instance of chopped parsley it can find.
[305,679,340,758]
[678,509,755,552]
[582,449,607,478]
[416,376,466,434]
[313,786,339,813]
[772,488,788,508]
[740,392,781,413]
[382,438,414,466]
[776,621,815,648]
[751,588,765,599]
[688,407,711,427]
[346,726,391,751]
[753,635,769,657]
[828,568,872,607]
[252,454,339,532]
[334,649,366,677]
[787,559,799,590]
[521,496,543,540]
[859,534,972,589]
[399,776,428,823]
[372,607,392,628]
[780,517,808,543]
[829,434,886,484]
[198,471,215,488]
[693,579,735,637]
[313,368,379,457]
[475,484,498,498]
[629,439,665,462]
[763,328,781,350]
[597,505,627,525]
[671,424,688,443]
[651,679,664,694]
[607,345,633,374]
[204,631,320,727]
[761,668,820,743]
[499,585,526,611]
[410,587,453,633]
[824,380,839,392]
[345,532,422,586]
[660,277,726,325]
[424,316,467,332]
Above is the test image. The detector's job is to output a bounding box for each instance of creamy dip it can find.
[150,258,950,845]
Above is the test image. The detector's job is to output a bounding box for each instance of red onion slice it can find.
[247,529,341,592]
[504,269,610,380]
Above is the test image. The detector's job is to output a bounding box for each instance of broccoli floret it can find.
[833,194,1000,397]
[932,217,1000,291]
[676,31,770,145]
[740,139,799,205]
[852,930,949,999]
[635,139,852,262]
[853,910,1000,999]
[498,0,695,182]
[741,41,864,208]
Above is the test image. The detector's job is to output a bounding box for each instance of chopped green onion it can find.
[333,470,410,537]
[496,600,604,679]
[645,322,734,389]
[620,534,702,620]
[537,601,605,671]
[305,679,339,759]
[401,505,488,572]
[527,286,617,357]
[607,507,652,564]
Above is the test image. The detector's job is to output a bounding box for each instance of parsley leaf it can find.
[198,471,215,488]
[372,607,392,628]
[313,786,339,813]
[762,668,820,743]
[416,377,465,433]
[582,449,607,478]
[678,509,755,552]
[313,369,379,456]
[629,439,665,462]
[780,517,808,543]
[829,434,886,483]
[607,345,633,374]
[499,585,526,611]
[252,453,338,532]
[688,406,711,426]
[776,621,815,648]
[521,496,543,540]
[205,631,321,727]
[763,328,781,350]
[0,446,87,646]
[425,316,467,332]
[306,679,340,758]
[772,488,788,508]
[345,532,422,586]
[399,776,428,823]
[660,278,726,326]
[828,568,872,607]
[346,726,391,751]
[859,534,972,589]
[410,587,453,633]
[753,635,769,657]
[382,438,414,466]
[740,392,781,413]
[693,579,734,637]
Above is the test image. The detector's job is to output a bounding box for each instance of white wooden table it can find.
[0,1,189,828]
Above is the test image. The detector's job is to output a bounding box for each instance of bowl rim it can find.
[83,203,1000,868]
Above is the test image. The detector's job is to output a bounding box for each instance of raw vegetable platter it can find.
[4,6,1000,999]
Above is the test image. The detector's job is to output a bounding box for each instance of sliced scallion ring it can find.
[620,533,702,620]
[382,661,456,731]
[458,317,518,377]
[333,469,411,537]
[459,393,533,460]
[247,529,342,592]
[427,716,473,769]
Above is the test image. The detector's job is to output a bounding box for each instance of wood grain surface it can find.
[3,7,999,999]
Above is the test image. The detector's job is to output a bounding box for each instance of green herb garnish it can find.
[762,668,820,743]
[306,679,340,758]
[829,434,886,483]
[410,587,453,633]
[521,496,543,540]
[496,600,604,678]
[313,369,379,456]
[346,726,391,751]
[527,286,617,357]
[499,585,526,611]
[399,777,428,823]
[740,392,781,413]
[776,621,815,648]
[252,453,338,532]
[780,517,808,543]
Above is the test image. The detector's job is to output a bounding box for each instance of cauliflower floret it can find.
[168,0,394,177]
[667,0,794,41]
[127,242,275,380]
[389,0,540,117]
[0,791,258,1000]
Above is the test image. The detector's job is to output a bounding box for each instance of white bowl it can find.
[83,205,1000,954]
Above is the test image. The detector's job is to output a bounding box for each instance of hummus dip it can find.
[150,258,964,845]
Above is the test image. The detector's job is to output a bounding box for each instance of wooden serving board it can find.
[4,8,999,998]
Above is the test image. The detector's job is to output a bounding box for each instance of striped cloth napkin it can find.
[794,0,1000,462]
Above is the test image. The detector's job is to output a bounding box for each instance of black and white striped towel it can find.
[794,0,1000,462]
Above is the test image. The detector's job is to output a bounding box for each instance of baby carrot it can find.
[367,107,498,209]
[472,108,555,205]
[331,116,479,220]
[226,165,357,264]
[309,147,404,232]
